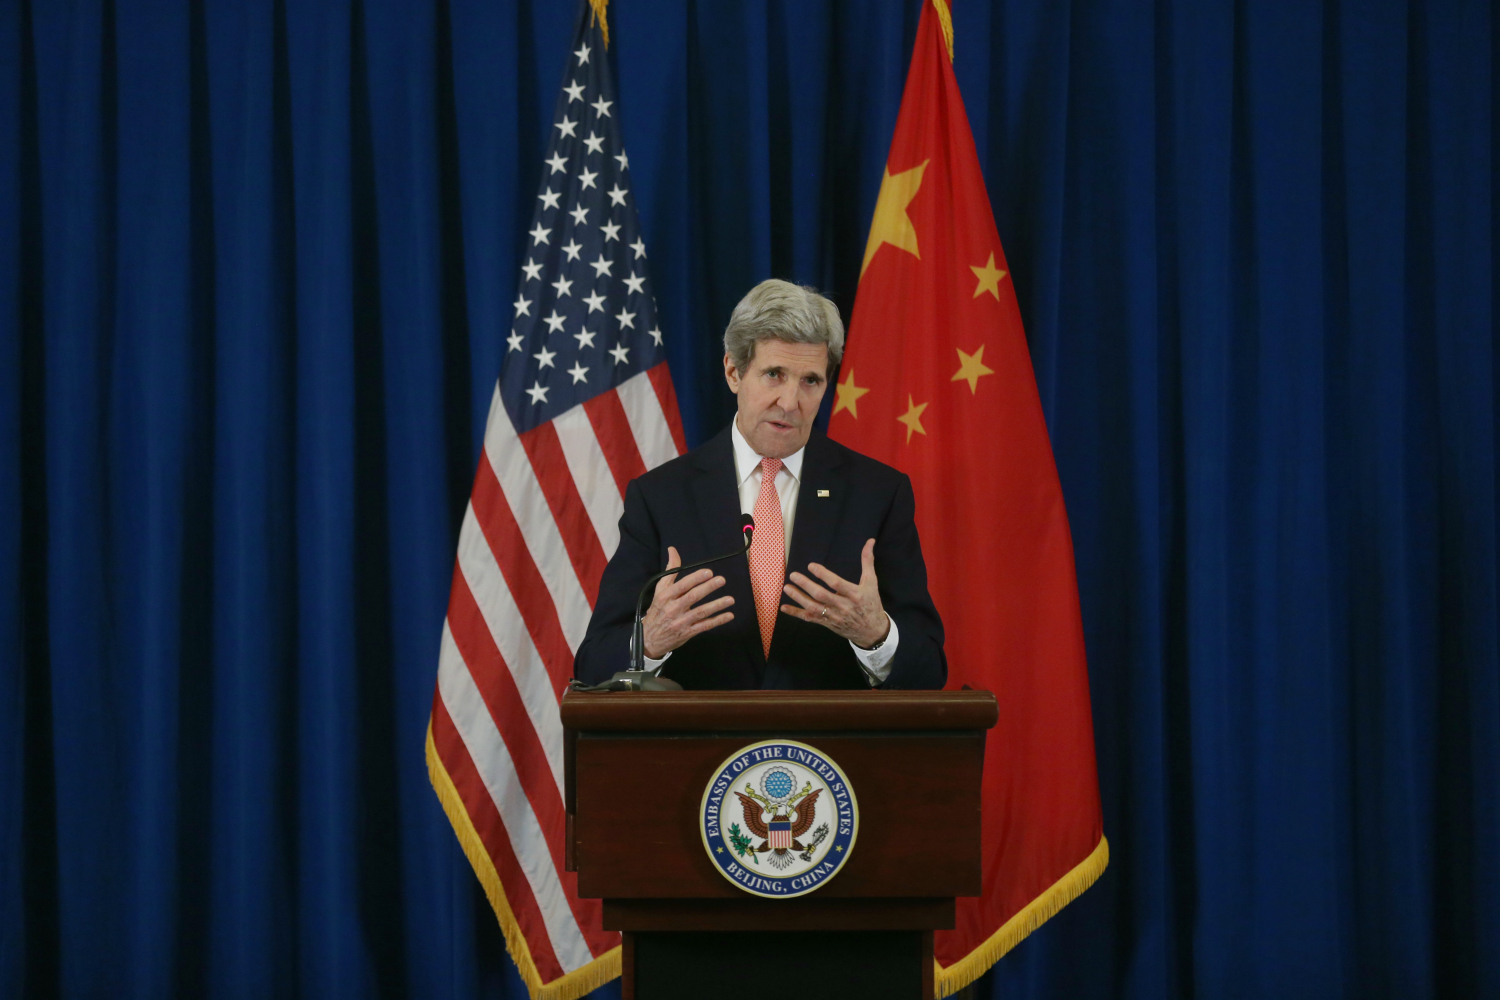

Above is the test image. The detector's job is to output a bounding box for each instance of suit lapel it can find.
[687,427,742,558]
[776,434,851,661]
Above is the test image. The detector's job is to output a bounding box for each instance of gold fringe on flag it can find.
[426,724,621,1000]
[589,0,610,49]
[930,0,954,61]
[933,835,1111,998]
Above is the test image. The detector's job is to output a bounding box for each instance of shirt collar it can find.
[731,418,805,487]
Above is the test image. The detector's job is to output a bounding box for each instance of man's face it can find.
[725,339,830,459]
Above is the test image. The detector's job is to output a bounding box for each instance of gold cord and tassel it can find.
[589,0,610,49]
[427,725,621,1000]
[930,0,954,61]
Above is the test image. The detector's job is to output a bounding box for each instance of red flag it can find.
[830,2,1107,992]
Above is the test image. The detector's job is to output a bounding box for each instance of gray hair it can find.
[723,279,845,377]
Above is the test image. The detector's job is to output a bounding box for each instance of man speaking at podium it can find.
[574,280,945,690]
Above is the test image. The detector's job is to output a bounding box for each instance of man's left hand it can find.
[781,538,890,649]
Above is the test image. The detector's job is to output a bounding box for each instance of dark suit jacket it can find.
[573,426,946,690]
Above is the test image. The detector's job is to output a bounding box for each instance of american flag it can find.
[426,4,685,997]
[769,820,792,851]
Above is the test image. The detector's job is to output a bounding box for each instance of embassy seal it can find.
[699,739,858,899]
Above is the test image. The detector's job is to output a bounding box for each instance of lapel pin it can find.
[817,489,830,497]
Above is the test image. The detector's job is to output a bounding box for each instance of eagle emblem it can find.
[700,739,859,899]
[733,766,828,870]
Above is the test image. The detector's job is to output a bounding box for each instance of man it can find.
[573,279,945,690]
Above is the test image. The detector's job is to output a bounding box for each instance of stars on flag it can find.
[951,345,995,393]
[970,252,1008,299]
[839,342,991,441]
[498,26,667,432]
[833,368,871,418]
[861,159,929,276]
[834,253,1011,440]
[897,396,929,443]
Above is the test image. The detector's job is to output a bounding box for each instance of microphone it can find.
[629,514,755,675]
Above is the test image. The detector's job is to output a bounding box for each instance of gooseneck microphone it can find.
[630,513,755,675]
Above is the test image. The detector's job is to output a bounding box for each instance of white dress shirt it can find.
[643,420,899,684]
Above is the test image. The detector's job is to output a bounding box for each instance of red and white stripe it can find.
[431,366,686,983]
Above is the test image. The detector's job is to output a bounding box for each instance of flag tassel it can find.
[934,836,1110,998]
[426,725,622,1000]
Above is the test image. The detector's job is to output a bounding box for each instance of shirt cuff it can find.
[850,615,899,686]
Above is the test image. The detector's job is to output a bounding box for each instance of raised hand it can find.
[641,546,735,659]
[781,538,890,649]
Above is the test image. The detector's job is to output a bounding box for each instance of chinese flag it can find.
[829,2,1107,992]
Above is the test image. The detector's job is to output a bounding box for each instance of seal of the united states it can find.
[699,739,859,899]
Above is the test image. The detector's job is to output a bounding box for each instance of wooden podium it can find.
[561,689,998,1000]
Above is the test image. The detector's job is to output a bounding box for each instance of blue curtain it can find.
[2,1,1494,998]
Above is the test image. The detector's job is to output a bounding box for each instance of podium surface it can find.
[562,689,997,999]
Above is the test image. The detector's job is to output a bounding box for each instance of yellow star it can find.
[835,844,844,852]
[951,344,996,394]
[833,368,871,418]
[970,252,1007,300]
[716,846,724,854]
[896,395,928,443]
[860,160,929,276]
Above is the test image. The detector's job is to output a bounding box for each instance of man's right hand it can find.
[641,546,735,659]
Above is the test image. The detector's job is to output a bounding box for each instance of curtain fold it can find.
[2,1,1494,998]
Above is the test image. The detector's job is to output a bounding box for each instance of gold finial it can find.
[589,0,610,49]
[930,0,954,61]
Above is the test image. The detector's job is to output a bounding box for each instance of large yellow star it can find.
[833,368,871,418]
[896,395,928,443]
[951,344,996,394]
[860,160,929,276]
[970,252,1007,299]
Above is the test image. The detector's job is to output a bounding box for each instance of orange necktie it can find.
[748,457,785,657]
